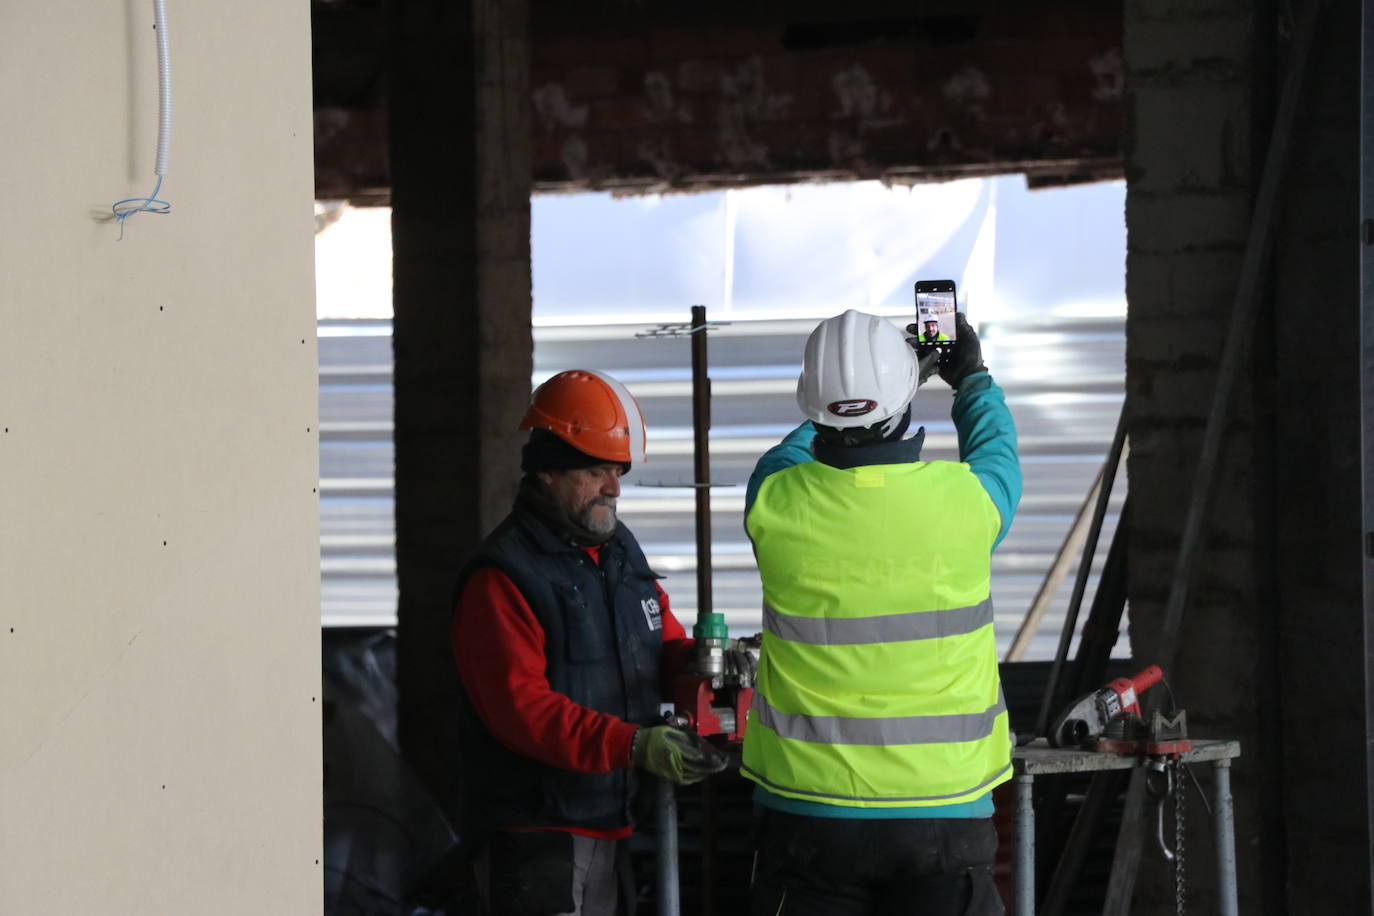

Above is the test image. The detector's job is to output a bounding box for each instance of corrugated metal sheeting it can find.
[319,316,1126,660]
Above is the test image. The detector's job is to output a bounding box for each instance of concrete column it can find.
[387,0,532,820]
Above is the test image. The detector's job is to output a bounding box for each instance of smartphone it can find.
[913,280,957,348]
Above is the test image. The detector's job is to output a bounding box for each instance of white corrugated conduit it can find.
[111,0,172,238]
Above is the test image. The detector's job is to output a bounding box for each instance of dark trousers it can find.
[749,810,1004,916]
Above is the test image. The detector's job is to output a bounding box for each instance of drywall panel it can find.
[0,0,320,912]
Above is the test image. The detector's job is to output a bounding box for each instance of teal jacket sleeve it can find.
[745,421,817,515]
[951,371,1021,548]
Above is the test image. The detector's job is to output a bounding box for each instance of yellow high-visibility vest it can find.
[742,458,1011,808]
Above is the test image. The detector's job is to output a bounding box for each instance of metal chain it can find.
[1174,757,1186,916]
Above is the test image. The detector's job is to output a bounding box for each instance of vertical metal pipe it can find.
[691,305,712,620]
[683,304,725,650]
[657,777,680,916]
[1214,760,1239,916]
[688,305,717,916]
[1014,773,1035,916]
[1360,0,1374,894]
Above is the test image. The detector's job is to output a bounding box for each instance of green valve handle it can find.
[693,612,728,641]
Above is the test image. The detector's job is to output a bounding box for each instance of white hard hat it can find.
[796,310,919,429]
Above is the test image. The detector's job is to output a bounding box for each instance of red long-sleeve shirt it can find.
[452,544,691,838]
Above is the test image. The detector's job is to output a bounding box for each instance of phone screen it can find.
[914,281,957,346]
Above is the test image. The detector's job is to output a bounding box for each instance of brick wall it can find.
[529,7,1122,191]
[313,1,1125,201]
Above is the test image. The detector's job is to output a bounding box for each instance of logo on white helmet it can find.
[827,399,878,417]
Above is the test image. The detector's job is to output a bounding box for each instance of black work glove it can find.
[905,312,985,390]
[902,331,944,386]
[632,725,729,785]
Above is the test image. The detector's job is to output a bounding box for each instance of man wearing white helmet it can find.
[742,310,1020,916]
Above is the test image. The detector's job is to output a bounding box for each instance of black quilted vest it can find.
[456,503,665,833]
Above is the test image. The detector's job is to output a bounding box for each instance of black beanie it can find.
[521,428,630,474]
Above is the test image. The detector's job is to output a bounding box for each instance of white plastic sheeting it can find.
[316,177,1129,659]
[529,176,1125,325]
[316,177,1126,323]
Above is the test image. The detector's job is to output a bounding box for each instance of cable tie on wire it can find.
[111,0,172,241]
[111,175,171,240]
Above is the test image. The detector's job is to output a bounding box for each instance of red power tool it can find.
[1049,665,1179,750]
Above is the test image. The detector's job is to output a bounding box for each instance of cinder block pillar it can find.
[1124,0,1367,912]
[1122,1,1272,907]
[387,0,532,821]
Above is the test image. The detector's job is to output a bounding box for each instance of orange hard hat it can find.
[519,369,647,465]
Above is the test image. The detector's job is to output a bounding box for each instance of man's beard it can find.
[577,496,618,537]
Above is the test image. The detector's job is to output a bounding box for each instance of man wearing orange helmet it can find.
[452,369,726,916]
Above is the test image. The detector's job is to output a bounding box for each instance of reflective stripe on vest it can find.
[752,688,1007,745]
[742,457,1011,808]
[763,597,994,646]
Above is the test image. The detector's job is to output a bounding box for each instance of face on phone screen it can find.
[915,288,957,344]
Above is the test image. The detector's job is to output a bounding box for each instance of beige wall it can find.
[0,1,320,912]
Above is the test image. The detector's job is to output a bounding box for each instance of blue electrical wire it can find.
[112,175,171,240]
